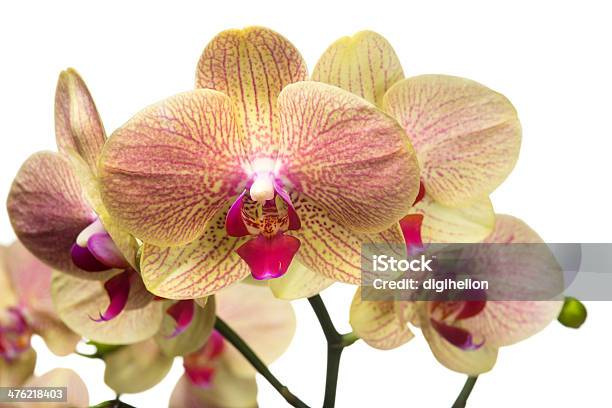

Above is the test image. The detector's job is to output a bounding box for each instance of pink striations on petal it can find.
[87,232,130,269]
[91,270,131,322]
[399,214,424,254]
[226,191,250,237]
[236,234,300,280]
[165,300,196,338]
[70,243,109,272]
[430,318,484,351]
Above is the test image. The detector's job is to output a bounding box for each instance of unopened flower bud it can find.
[558,297,587,329]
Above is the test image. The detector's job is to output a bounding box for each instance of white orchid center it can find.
[76,218,106,247]
[250,173,275,204]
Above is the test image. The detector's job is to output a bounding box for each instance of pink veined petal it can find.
[98,90,246,247]
[165,300,196,338]
[91,270,131,322]
[236,234,301,280]
[225,191,250,237]
[87,232,129,269]
[399,214,424,253]
[430,318,484,351]
[196,26,308,160]
[70,243,109,272]
[7,151,95,275]
[277,82,420,234]
[273,182,301,231]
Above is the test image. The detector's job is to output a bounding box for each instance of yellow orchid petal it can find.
[217,284,295,377]
[269,258,334,300]
[64,150,139,269]
[99,89,246,247]
[170,367,257,408]
[291,195,360,284]
[104,339,173,394]
[196,26,307,159]
[55,68,106,176]
[23,368,89,408]
[460,214,563,347]
[349,288,413,350]
[278,81,420,234]
[383,75,521,206]
[0,348,35,387]
[140,207,250,299]
[51,271,163,344]
[313,30,404,107]
[7,152,96,277]
[409,194,495,243]
[155,298,216,357]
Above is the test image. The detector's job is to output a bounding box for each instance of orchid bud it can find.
[558,297,587,329]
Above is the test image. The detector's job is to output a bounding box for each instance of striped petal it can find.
[23,368,89,407]
[99,90,246,247]
[170,367,257,408]
[269,259,334,300]
[312,31,404,108]
[290,195,361,284]
[196,26,308,159]
[460,215,563,347]
[349,288,414,350]
[217,284,295,377]
[383,75,521,206]
[278,81,420,234]
[55,68,106,176]
[155,298,216,357]
[51,271,163,344]
[140,207,250,299]
[7,152,96,277]
[104,339,173,394]
[409,194,495,244]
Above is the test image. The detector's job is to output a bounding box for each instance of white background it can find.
[1,1,610,407]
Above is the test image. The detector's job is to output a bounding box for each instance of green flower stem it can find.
[452,376,479,408]
[89,396,135,408]
[307,294,360,408]
[214,316,310,408]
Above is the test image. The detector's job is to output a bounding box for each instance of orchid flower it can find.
[0,242,89,408]
[170,284,296,407]
[313,31,522,245]
[96,26,420,300]
[316,31,562,374]
[7,69,164,343]
[350,214,563,374]
[0,242,79,367]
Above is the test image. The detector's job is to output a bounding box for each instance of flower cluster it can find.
[2,26,579,407]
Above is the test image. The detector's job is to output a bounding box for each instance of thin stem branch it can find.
[214,317,309,408]
[308,294,359,408]
[452,376,478,408]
